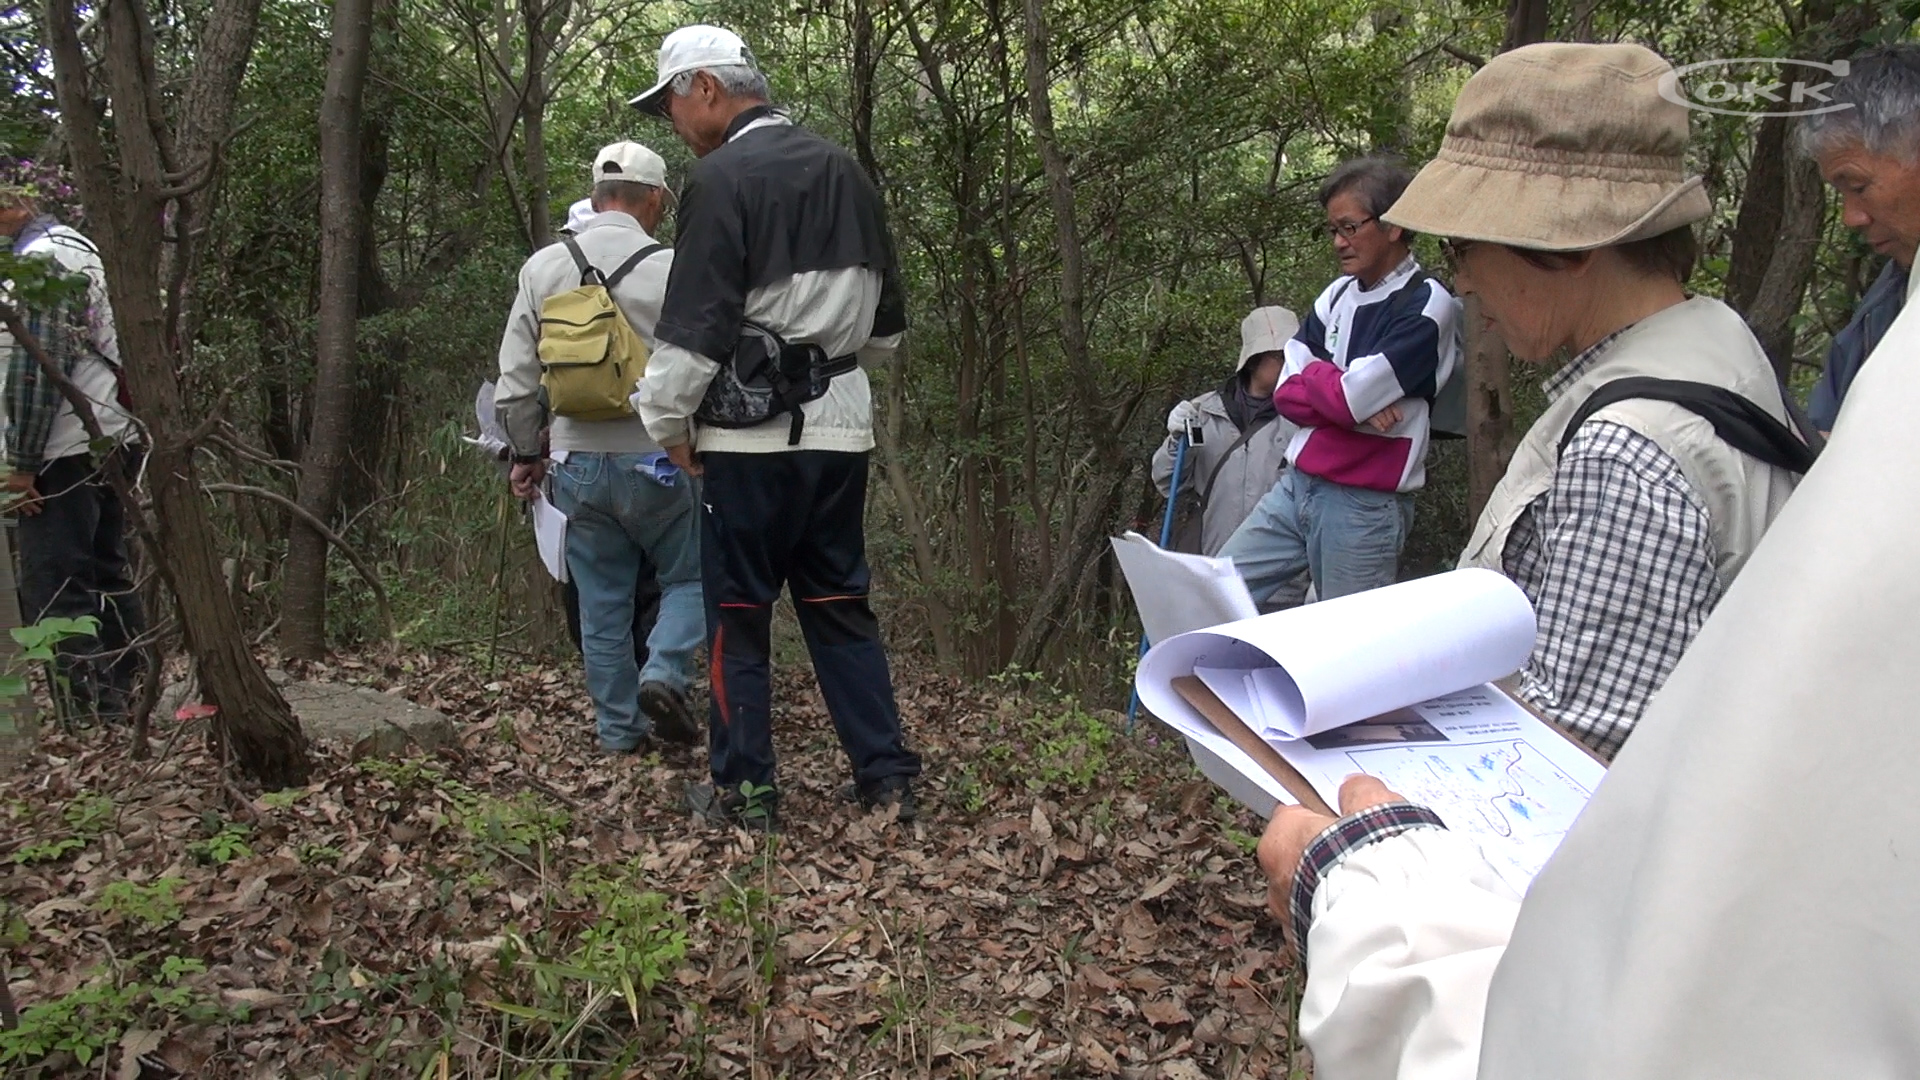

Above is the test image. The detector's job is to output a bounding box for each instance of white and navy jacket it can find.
[634,107,906,455]
[1275,256,1459,493]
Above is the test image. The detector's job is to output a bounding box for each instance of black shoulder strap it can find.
[1557,376,1819,475]
[605,243,669,290]
[560,235,601,286]
[1196,413,1275,511]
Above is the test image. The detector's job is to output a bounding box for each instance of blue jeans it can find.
[1217,470,1415,602]
[550,453,704,750]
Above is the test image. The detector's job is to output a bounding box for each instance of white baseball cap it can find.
[561,198,595,234]
[628,24,759,116]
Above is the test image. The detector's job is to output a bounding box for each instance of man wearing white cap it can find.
[1151,305,1309,609]
[495,140,705,755]
[628,25,921,830]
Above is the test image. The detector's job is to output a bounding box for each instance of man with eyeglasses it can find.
[1217,156,1459,600]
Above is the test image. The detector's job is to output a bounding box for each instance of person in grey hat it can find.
[495,140,704,755]
[1151,305,1308,609]
[1800,43,1920,435]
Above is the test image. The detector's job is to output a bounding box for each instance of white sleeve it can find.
[1300,828,1519,1080]
[633,341,721,448]
[493,261,547,457]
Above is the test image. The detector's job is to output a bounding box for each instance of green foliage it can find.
[62,793,114,833]
[187,821,255,865]
[983,674,1122,795]
[95,878,186,930]
[0,955,231,1068]
[0,615,100,702]
[10,836,85,865]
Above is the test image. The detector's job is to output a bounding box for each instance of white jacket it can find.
[1294,296,1920,1078]
[0,220,132,461]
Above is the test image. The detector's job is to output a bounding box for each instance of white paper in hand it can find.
[1110,531,1258,643]
[532,493,568,583]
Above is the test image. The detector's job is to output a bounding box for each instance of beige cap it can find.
[592,141,668,188]
[1239,306,1300,370]
[1385,42,1712,251]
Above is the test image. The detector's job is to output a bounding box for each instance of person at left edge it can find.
[0,184,148,723]
[494,141,705,754]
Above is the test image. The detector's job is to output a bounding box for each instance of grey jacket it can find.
[1151,390,1296,555]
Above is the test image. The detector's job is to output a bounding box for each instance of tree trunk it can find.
[1460,0,1550,525]
[1725,115,1794,316]
[1463,297,1517,520]
[1744,149,1826,377]
[1013,0,1129,670]
[282,0,375,659]
[1503,0,1550,50]
[48,0,309,786]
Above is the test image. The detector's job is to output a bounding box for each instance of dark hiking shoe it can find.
[854,776,917,824]
[686,781,779,833]
[639,682,701,746]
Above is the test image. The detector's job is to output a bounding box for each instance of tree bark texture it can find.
[283,0,375,659]
[1459,0,1549,526]
[1463,297,1517,520]
[47,0,309,786]
[1013,0,1129,670]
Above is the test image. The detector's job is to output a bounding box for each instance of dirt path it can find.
[0,650,1305,1078]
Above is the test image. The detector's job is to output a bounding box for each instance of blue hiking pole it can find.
[1127,431,1190,732]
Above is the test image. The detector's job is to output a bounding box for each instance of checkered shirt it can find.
[1502,330,1723,759]
[1289,801,1448,959]
[2,291,89,473]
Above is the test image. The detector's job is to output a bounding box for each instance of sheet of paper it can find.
[464,379,510,457]
[532,492,568,583]
[1110,531,1258,646]
[1138,568,1536,740]
[1275,685,1604,893]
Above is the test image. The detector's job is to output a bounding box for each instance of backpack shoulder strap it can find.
[604,243,669,290]
[560,235,602,286]
[1196,413,1275,511]
[1557,376,1819,475]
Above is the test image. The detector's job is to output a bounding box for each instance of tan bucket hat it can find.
[1385,42,1711,251]
[1238,306,1300,370]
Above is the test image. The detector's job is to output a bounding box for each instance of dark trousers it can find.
[16,451,148,718]
[562,568,660,667]
[701,450,920,792]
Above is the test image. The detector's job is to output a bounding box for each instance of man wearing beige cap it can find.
[628,25,922,830]
[495,140,705,755]
[1152,305,1308,608]
[1252,45,1853,1080]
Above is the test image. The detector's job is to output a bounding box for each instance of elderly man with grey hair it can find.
[1216,156,1460,603]
[495,141,705,756]
[1801,43,1920,434]
[628,25,921,831]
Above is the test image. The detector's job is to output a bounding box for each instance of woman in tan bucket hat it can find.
[1389,41,1804,760]
[1253,42,1920,1080]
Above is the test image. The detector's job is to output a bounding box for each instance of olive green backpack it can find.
[537,236,668,421]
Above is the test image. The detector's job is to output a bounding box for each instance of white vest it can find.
[1460,297,1797,589]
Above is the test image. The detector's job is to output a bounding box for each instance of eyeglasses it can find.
[1440,238,1479,274]
[1323,215,1377,239]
